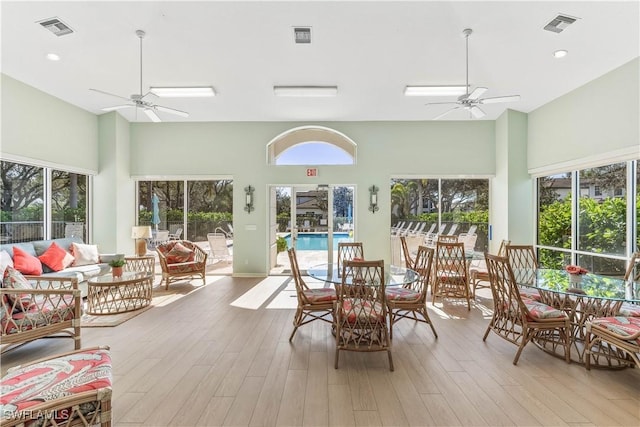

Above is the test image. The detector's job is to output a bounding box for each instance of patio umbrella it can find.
[347,204,352,226]
[151,193,161,231]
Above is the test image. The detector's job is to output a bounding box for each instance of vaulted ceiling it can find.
[2,1,638,122]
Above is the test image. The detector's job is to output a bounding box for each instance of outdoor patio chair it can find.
[433,241,470,310]
[483,253,571,365]
[337,242,364,275]
[387,245,437,340]
[207,232,231,264]
[168,227,183,240]
[585,316,640,370]
[334,259,393,371]
[287,248,336,341]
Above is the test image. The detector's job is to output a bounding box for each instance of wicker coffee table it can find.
[86,271,153,315]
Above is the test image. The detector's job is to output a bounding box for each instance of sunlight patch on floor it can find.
[230,276,289,310]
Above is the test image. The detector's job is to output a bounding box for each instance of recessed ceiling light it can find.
[274,86,338,97]
[553,49,568,58]
[149,87,215,97]
[404,85,468,96]
[46,53,60,61]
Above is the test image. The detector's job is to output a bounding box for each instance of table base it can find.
[87,275,153,315]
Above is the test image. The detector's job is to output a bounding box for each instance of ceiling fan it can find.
[90,30,189,122]
[427,28,520,120]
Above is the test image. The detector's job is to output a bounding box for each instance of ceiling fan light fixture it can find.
[150,86,215,97]
[274,86,338,97]
[404,86,467,96]
[553,49,568,59]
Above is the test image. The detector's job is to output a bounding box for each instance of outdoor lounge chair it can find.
[168,227,183,240]
[207,232,231,263]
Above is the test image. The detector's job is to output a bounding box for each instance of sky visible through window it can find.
[276,142,353,165]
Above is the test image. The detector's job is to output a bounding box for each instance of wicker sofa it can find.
[156,240,208,289]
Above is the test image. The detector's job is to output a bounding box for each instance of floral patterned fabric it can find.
[302,288,336,303]
[340,299,385,324]
[1,294,75,335]
[165,242,195,264]
[3,266,35,310]
[522,298,567,321]
[386,287,420,301]
[518,286,541,302]
[0,348,111,425]
[590,316,640,345]
[166,262,203,274]
[617,302,640,317]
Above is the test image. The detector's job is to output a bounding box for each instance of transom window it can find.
[267,126,356,165]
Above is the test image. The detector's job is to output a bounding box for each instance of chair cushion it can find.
[522,298,567,321]
[0,250,14,277]
[37,242,75,272]
[590,316,640,345]
[302,288,336,303]
[70,242,100,266]
[617,302,640,317]
[0,348,111,422]
[2,266,35,311]
[519,287,541,301]
[1,294,76,335]
[386,287,420,301]
[340,298,385,324]
[12,246,43,275]
[165,242,195,264]
[166,262,202,274]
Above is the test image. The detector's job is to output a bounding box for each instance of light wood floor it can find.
[2,275,640,427]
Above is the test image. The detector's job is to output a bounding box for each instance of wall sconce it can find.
[131,225,152,256]
[244,185,255,213]
[368,185,379,213]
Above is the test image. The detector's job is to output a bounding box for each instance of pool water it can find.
[285,232,352,250]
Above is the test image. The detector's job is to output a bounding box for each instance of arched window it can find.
[267,126,356,165]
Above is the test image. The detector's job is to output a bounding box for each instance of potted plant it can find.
[276,236,288,254]
[108,259,126,277]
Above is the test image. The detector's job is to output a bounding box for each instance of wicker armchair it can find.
[156,240,207,289]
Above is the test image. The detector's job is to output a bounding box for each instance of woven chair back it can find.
[505,244,537,286]
[337,242,364,273]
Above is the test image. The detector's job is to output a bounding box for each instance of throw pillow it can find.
[70,242,100,266]
[3,266,35,310]
[12,246,43,275]
[38,242,75,272]
[166,242,195,264]
[0,249,14,277]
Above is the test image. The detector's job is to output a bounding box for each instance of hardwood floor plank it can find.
[329,383,356,426]
[367,367,409,426]
[303,351,329,426]
[353,410,383,427]
[195,397,235,427]
[419,393,461,427]
[250,342,293,426]
[223,376,265,426]
[275,369,307,427]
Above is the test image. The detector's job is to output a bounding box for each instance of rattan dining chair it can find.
[433,241,471,310]
[617,252,640,317]
[505,244,541,301]
[585,316,640,370]
[483,253,571,365]
[387,246,437,339]
[437,234,459,244]
[334,259,393,371]
[470,239,510,298]
[400,236,415,270]
[287,248,337,342]
[337,242,364,273]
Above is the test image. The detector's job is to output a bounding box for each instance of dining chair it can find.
[400,236,414,270]
[470,239,510,298]
[337,242,364,273]
[585,316,640,370]
[287,248,337,342]
[617,252,640,317]
[334,259,393,371]
[437,234,459,244]
[505,244,541,301]
[483,253,571,365]
[387,246,437,339]
[433,241,471,310]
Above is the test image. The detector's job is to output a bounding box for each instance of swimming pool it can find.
[285,232,352,250]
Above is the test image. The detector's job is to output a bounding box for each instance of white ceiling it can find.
[2,1,639,123]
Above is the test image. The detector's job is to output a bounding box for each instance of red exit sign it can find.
[306,168,318,177]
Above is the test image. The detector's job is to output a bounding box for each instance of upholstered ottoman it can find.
[0,346,112,426]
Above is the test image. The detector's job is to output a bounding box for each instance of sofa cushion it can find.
[3,266,35,310]
[38,242,75,272]
[32,237,83,256]
[0,250,13,277]
[12,246,43,275]
[166,242,195,264]
[70,242,100,266]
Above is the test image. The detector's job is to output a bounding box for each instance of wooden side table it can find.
[125,255,155,276]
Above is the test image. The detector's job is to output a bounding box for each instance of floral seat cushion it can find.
[0,348,111,424]
[302,288,336,303]
[590,316,640,345]
[1,294,75,335]
[617,302,640,317]
[386,287,420,301]
[522,298,567,321]
[165,262,203,274]
[519,286,541,301]
[339,298,385,324]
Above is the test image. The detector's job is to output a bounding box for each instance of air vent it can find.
[294,27,311,44]
[37,17,74,36]
[543,14,578,33]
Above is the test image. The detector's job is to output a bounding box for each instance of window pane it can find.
[51,170,87,240]
[441,179,489,252]
[538,248,570,269]
[537,173,572,251]
[0,161,44,243]
[138,180,184,238]
[577,254,626,278]
[187,180,233,240]
[275,142,353,165]
[578,163,626,256]
[637,161,639,251]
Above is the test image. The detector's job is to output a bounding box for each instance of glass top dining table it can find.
[307,263,419,287]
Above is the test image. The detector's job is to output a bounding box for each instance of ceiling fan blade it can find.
[466,87,488,100]
[425,101,460,106]
[144,108,162,122]
[89,88,132,102]
[155,105,190,118]
[469,105,486,118]
[433,106,461,120]
[102,104,134,112]
[479,95,521,104]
